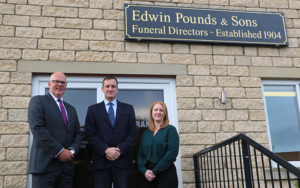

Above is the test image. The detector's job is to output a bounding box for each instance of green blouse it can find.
[137,125,179,176]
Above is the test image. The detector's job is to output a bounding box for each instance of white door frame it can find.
[29,76,182,188]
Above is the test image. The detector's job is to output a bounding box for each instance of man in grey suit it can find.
[28,72,83,188]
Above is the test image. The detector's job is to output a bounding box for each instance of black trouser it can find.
[142,163,178,188]
[32,168,73,188]
[92,164,133,188]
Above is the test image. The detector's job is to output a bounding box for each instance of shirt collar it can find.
[104,98,117,106]
[49,92,64,102]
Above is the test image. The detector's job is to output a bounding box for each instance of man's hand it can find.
[145,170,156,181]
[105,147,121,161]
[57,149,74,162]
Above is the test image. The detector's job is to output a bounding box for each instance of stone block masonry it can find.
[0,0,299,187]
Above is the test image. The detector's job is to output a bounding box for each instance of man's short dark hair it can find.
[102,76,118,86]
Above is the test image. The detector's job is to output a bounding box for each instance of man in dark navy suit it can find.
[85,76,137,188]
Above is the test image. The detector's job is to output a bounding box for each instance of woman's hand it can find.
[145,170,156,181]
[149,170,156,179]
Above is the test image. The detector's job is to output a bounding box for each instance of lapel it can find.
[46,93,67,129]
[114,100,124,128]
[97,101,112,126]
[97,100,124,128]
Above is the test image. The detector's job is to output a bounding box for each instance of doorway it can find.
[28,76,182,188]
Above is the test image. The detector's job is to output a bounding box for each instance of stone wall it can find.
[0,0,299,187]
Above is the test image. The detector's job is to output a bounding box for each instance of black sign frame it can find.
[124,4,288,46]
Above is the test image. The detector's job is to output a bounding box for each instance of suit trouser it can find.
[142,163,178,188]
[32,166,73,188]
[92,164,133,188]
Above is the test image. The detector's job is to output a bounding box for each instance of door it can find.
[28,76,182,188]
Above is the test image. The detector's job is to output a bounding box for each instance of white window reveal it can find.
[262,81,300,166]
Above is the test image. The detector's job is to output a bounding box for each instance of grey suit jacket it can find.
[28,93,83,175]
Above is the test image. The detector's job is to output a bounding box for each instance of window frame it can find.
[262,80,300,167]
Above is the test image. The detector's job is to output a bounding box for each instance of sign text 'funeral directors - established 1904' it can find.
[124,4,288,46]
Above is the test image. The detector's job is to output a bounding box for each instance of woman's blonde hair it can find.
[148,101,169,131]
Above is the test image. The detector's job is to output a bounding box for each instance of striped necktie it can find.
[108,102,115,127]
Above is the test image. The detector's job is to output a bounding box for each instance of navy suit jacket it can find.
[28,93,83,175]
[85,100,137,171]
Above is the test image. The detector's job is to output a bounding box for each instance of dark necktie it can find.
[108,102,115,127]
[58,99,68,128]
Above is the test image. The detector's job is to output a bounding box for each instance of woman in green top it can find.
[137,101,179,188]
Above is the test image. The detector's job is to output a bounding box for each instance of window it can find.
[262,81,300,164]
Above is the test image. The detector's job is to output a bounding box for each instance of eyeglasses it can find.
[50,80,67,85]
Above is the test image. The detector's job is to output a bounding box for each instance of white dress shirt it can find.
[49,92,68,120]
[104,98,117,117]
